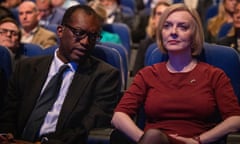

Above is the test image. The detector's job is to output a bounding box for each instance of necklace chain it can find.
[166,59,197,73]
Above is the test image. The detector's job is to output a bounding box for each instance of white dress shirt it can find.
[39,48,77,136]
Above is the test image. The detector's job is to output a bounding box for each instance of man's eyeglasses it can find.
[64,24,101,43]
[0,28,19,37]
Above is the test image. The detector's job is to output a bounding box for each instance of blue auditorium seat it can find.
[102,23,132,55]
[0,46,12,80]
[120,0,136,13]
[101,42,129,89]
[22,43,44,57]
[217,23,233,39]
[205,5,218,24]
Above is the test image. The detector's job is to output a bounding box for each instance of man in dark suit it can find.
[0,5,121,144]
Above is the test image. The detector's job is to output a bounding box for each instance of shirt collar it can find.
[53,48,78,72]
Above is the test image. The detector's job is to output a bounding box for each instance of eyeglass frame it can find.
[63,24,102,43]
[0,28,19,37]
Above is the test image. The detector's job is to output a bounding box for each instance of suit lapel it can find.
[56,57,97,129]
[21,56,53,124]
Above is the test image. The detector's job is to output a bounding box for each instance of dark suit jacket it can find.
[0,55,121,144]
[216,35,240,53]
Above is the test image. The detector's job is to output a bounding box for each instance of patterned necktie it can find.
[21,64,69,141]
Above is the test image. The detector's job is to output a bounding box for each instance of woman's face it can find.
[233,3,240,28]
[153,5,169,29]
[161,11,193,53]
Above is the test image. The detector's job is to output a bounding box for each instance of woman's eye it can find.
[163,23,171,29]
[178,25,190,31]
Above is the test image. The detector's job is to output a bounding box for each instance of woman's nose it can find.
[170,27,178,39]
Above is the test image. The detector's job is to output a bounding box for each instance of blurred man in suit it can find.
[36,0,65,26]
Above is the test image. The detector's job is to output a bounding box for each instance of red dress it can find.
[115,62,240,143]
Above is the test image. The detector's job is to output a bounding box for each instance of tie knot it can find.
[58,64,69,74]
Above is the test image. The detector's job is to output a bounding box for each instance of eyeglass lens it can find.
[64,24,101,42]
[0,28,19,37]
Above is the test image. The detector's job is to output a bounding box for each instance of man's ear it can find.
[57,25,64,38]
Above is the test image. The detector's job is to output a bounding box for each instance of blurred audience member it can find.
[0,18,27,69]
[36,0,65,26]
[0,0,22,9]
[18,1,57,49]
[98,0,134,31]
[132,2,170,75]
[88,1,122,44]
[206,0,237,43]
[217,1,240,53]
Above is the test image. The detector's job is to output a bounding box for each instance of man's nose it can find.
[77,35,90,45]
[6,31,12,37]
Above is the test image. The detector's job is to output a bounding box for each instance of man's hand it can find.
[0,133,15,144]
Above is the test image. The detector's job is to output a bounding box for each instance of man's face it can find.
[153,5,169,29]
[224,0,237,13]
[0,22,20,52]
[18,2,40,30]
[233,3,240,28]
[57,10,101,63]
[36,0,52,19]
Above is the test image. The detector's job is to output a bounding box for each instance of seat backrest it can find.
[120,0,136,13]
[21,43,44,57]
[42,24,58,34]
[145,42,240,101]
[101,42,129,88]
[205,5,218,24]
[94,44,126,91]
[0,46,12,79]
[42,24,60,44]
[10,8,20,25]
[217,23,233,39]
[42,45,58,55]
[76,0,87,4]
[102,23,132,55]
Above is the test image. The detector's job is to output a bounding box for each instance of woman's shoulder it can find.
[197,62,226,77]
[139,62,166,74]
